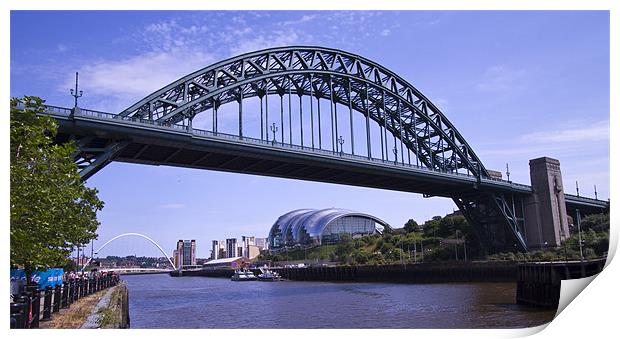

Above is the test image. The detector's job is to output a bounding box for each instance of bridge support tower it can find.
[523,157,570,249]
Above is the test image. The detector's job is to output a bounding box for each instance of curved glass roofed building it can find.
[268,208,387,248]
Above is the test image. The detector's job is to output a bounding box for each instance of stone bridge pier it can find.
[523,157,570,249]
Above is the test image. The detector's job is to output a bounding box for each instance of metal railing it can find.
[9,273,120,329]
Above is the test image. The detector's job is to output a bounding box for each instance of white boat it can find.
[231,269,257,281]
[257,267,282,281]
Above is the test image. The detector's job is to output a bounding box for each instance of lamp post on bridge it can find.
[393,145,398,165]
[576,208,584,261]
[594,185,598,200]
[576,180,580,197]
[270,123,278,145]
[506,163,511,182]
[337,136,344,156]
[69,72,83,108]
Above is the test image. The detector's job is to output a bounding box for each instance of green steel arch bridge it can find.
[26,46,608,253]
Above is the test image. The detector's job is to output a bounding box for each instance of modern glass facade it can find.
[175,239,196,267]
[268,208,387,248]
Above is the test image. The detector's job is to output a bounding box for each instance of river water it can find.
[123,273,555,329]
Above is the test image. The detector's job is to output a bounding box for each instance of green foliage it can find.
[262,212,611,266]
[403,219,419,233]
[10,96,103,273]
[335,234,355,261]
[580,213,609,233]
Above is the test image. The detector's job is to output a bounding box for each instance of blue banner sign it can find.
[25,268,65,289]
[10,268,26,282]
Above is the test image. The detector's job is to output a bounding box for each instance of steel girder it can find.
[454,193,528,252]
[73,139,129,180]
[119,46,489,177]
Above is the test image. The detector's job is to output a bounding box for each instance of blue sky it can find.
[10,11,610,258]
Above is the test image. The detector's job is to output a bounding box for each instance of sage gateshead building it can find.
[268,208,388,249]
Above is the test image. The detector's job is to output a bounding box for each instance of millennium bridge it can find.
[26,46,607,253]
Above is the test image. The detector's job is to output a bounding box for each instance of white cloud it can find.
[476,65,526,92]
[60,15,313,104]
[56,44,68,53]
[478,119,609,158]
[281,14,316,26]
[228,30,302,56]
[62,50,215,101]
[518,120,609,144]
[380,29,391,36]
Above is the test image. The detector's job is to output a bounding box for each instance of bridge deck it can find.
[43,106,537,199]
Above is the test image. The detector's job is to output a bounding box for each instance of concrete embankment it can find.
[81,282,130,329]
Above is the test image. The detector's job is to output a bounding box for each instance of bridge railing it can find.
[192,128,478,179]
[36,104,534,190]
[564,193,608,204]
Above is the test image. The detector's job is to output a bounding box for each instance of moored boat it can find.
[257,267,282,281]
[231,269,257,281]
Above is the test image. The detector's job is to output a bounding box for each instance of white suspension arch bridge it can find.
[82,233,177,271]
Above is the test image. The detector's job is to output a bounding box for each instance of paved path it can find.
[80,287,115,329]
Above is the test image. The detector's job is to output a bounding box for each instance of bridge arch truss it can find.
[120,46,489,178]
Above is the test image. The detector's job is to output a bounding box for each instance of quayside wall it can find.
[179,262,518,283]
[516,258,606,308]
[278,262,517,283]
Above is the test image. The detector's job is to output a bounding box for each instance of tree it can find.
[403,219,419,233]
[422,216,442,238]
[580,213,610,233]
[10,96,103,274]
[335,234,355,261]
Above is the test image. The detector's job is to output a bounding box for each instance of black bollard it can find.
[14,296,29,329]
[61,281,68,308]
[42,286,52,321]
[10,302,24,329]
[75,279,80,300]
[67,280,74,305]
[27,285,40,328]
[73,278,79,302]
[53,284,61,312]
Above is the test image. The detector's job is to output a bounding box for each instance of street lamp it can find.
[576,180,580,197]
[576,208,584,261]
[337,136,344,156]
[69,72,83,108]
[270,122,278,145]
[392,145,398,164]
[594,185,598,200]
[506,163,511,182]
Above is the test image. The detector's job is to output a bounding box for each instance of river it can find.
[123,273,555,329]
